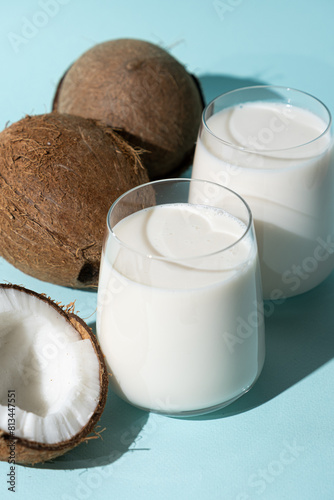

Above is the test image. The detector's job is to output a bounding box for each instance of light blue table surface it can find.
[1,1,334,499]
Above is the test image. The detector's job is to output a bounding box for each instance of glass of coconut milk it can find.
[192,86,334,299]
[96,178,265,416]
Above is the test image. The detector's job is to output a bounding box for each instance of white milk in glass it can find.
[97,203,264,414]
[192,101,334,298]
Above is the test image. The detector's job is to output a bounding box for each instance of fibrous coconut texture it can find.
[0,284,108,465]
[53,38,205,180]
[0,112,149,288]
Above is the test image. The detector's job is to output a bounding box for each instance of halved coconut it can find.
[0,284,108,465]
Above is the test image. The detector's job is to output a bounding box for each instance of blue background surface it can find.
[0,0,334,499]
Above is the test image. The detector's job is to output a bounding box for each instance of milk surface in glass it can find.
[192,100,334,299]
[97,202,264,415]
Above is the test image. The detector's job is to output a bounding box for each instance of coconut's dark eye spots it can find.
[77,261,99,285]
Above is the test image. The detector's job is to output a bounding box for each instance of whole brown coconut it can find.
[0,113,149,288]
[0,284,108,465]
[52,38,205,180]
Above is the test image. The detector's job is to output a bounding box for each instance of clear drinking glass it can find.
[192,85,334,299]
[96,178,265,417]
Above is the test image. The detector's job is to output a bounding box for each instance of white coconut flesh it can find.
[0,287,101,445]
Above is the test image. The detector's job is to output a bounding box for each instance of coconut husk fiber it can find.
[52,38,205,180]
[0,112,150,288]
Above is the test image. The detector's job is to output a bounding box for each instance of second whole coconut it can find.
[52,38,205,180]
[0,112,149,288]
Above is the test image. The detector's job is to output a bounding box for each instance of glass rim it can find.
[106,178,253,263]
[202,84,332,154]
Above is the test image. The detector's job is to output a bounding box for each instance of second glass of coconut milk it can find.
[192,86,334,299]
[96,178,265,417]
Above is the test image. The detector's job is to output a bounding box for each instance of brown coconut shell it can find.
[0,283,109,465]
[52,38,205,180]
[0,112,150,288]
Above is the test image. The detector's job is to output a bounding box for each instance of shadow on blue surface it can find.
[191,272,334,420]
[197,73,267,104]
